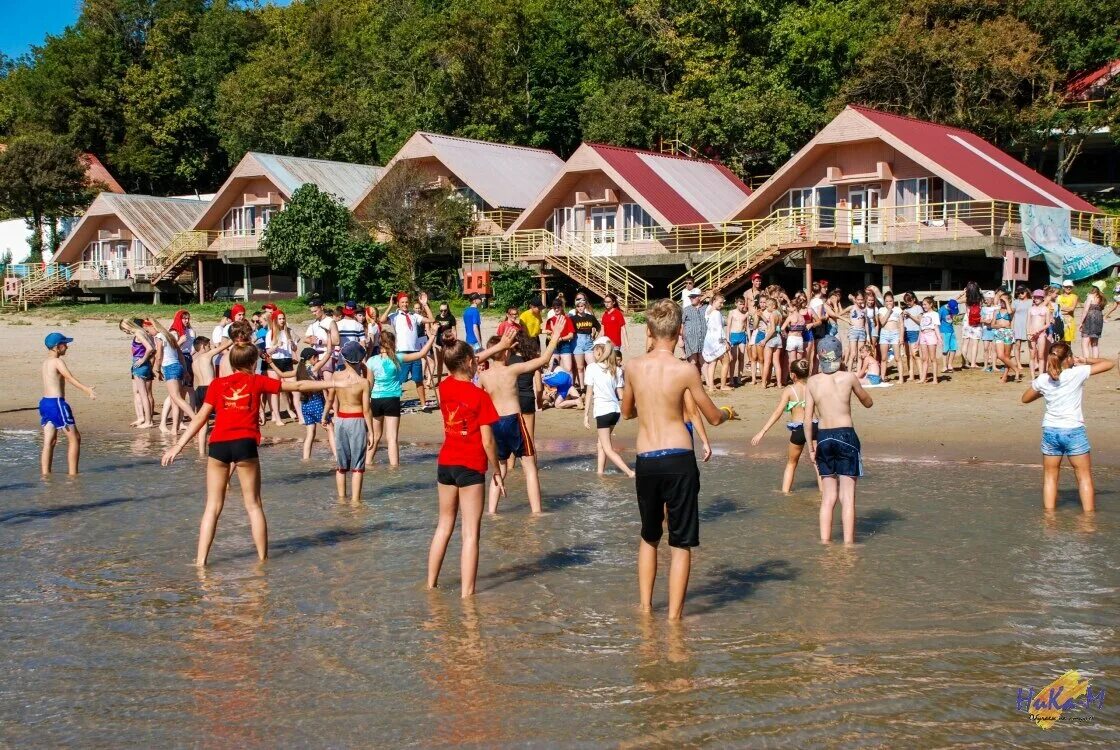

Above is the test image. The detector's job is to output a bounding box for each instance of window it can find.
[454,187,486,212]
[223,206,256,235]
[894,178,929,222]
[259,205,282,228]
[622,204,655,240]
[944,182,970,204]
[550,207,581,239]
[770,187,837,227]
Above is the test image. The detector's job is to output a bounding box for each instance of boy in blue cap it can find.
[939,298,960,374]
[40,332,96,475]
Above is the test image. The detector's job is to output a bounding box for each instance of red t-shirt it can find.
[496,319,521,337]
[552,314,574,339]
[601,308,625,347]
[437,376,499,473]
[204,372,282,444]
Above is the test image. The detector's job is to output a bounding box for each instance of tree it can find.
[361,162,474,290]
[259,183,382,298]
[0,134,97,261]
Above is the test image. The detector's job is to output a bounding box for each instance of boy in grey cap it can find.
[327,341,375,504]
[805,335,873,544]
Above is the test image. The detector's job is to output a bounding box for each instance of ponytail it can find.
[1047,342,1071,382]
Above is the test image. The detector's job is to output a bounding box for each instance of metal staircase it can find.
[3,264,79,310]
[149,231,218,284]
[463,229,651,310]
[667,208,818,299]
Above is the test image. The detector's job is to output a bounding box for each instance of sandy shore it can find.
[4,314,1120,469]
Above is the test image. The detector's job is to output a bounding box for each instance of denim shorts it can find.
[161,362,184,381]
[131,361,153,380]
[557,339,574,355]
[573,334,594,355]
[904,329,919,345]
[398,356,423,385]
[1041,425,1090,457]
[879,329,900,345]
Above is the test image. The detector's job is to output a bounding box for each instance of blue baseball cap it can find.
[947,299,959,315]
[44,332,73,349]
[340,340,366,364]
[817,335,843,374]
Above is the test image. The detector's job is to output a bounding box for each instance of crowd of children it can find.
[33,273,1117,619]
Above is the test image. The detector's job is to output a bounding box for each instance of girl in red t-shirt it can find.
[428,340,504,597]
[162,341,332,566]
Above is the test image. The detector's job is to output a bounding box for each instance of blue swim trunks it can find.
[397,356,423,385]
[729,331,747,346]
[39,397,75,430]
[814,426,863,478]
[492,413,534,460]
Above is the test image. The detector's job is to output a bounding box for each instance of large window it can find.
[259,205,282,228]
[454,187,486,212]
[770,186,836,227]
[548,207,584,239]
[223,206,256,235]
[894,177,929,221]
[622,204,655,240]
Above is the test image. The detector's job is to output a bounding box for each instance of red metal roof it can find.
[588,143,751,225]
[1064,60,1120,100]
[850,105,1097,212]
[82,153,125,194]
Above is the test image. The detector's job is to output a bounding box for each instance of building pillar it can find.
[804,248,813,293]
[941,268,952,291]
[197,258,205,304]
[864,270,873,288]
[153,288,161,304]
[882,264,894,291]
[243,264,251,302]
[297,274,306,297]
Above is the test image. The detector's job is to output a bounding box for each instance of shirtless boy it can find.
[191,337,215,410]
[479,317,563,514]
[326,341,375,504]
[40,332,96,475]
[621,300,737,621]
[805,336,874,544]
[726,297,750,386]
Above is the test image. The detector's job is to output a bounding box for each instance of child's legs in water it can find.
[197,458,232,565]
[384,416,401,466]
[234,459,267,561]
[1068,453,1095,512]
[819,476,839,542]
[427,482,460,589]
[40,423,58,475]
[458,483,485,596]
[598,426,633,477]
[367,415,384,464]
[302,424,316,460]
[838,476,857,543]
[782,442,802,493]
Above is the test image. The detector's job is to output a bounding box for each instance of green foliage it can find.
[1,0,1119,192]
[0,134,95,261]
[490,265,537,311]
[259,183,380,298]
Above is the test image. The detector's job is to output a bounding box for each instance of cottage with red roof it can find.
[673,105,1108,296]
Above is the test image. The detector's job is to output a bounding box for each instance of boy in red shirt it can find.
[162,342,332,566]
[427,340,505,597]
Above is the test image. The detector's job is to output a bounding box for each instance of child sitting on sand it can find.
[161,341,332,566]
[855,344,881,385]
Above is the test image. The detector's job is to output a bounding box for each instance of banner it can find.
[1018,204,1119,283]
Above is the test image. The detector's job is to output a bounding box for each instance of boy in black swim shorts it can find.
[622,299,737,621]
[805,336,874,544]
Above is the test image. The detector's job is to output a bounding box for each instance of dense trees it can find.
[1,0,1117,195]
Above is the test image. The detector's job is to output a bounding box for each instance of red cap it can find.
[397,292,409,303]
[819,278,829,285]
[230,304,246,317]
[750,273,762,280]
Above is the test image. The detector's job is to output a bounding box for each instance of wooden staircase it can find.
[463,230,651,311]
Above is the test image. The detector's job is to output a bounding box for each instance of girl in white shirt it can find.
[582,340,634,478]
[266,311,299,425]
[1021,341,1113,512]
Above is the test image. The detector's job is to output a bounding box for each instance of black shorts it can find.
[518,392,536,415]
[272,358,294,373]
[595,412,620,429]
[437,464,486,488]
[789,423,806,446]
[814,427,863,478]
[193,385,208,411]
[208,438,258,464]
[635,450,700,548]
[371,397,401,418]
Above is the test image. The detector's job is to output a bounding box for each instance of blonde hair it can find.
[592,342,618,378]
[646,299,682,340]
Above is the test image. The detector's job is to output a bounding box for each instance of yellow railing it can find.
[659,139,700,159]
[746,174,772,190]
[150,230,221,282]
[475,209,519,232]
[463,228,652,309]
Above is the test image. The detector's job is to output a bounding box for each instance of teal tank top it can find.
[369,354,402,399]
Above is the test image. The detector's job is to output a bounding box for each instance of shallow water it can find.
[1,429,1118,747]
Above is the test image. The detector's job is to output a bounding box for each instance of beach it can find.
[4,314,1120,467]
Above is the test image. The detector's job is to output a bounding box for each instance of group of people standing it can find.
[32,269,1117,620]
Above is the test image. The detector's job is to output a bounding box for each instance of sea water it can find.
[1,430,1117,747]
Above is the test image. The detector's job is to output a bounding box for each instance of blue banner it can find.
[1019,204,1119,283]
